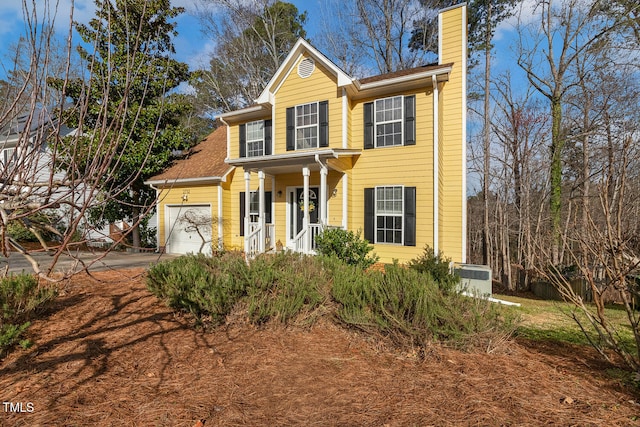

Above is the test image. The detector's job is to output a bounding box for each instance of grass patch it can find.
[496,294,637,352]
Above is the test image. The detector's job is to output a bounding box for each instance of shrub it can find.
[315,228,379,270]
[146,252,249,326]
[246,252,328,325]
[331,260,514,349]
[407,245,460,292]
[0,274,57,356]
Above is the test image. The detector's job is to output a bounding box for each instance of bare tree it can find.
[516,0,618,266]
[193,0,307,112]
[0,0,185,278]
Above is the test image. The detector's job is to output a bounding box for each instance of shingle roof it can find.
[147,126,230,182]
[358,62,453,85]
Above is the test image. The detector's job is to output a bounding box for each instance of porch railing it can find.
[246,222,275,259]
[292,223,325,254]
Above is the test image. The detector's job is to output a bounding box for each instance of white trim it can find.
[144,173,231,186]
[256,38,353,104]
[273,53,303,99]
[226,148,360,167]
[217,185,223,250]
[432,75,439,255]
[217,105,265,120]
[438,12,443,66]
[342,174,348,229]
[439,2,467,14]
[461,4,468,263]
[342,88,348,149]
[356,68,451,91]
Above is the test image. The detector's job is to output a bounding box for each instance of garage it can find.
[165,205,213,255]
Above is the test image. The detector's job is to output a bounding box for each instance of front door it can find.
[289,187,319,240]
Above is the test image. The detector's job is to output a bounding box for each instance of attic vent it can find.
[298,58,315,78]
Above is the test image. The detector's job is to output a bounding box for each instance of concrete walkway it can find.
[1,250,178,275]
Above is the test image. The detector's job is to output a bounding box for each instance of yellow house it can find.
[146,4,467,264]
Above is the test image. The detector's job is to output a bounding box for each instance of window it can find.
[296,102,318,149]
[246,121,264,157]
[364,95,415,149]
[239,120,271,158]
[375,186,404,244]
[364,186,416,246]
[239,191,272,236]
[375,96,403,147]
[286,101,329,151]
[1,148,15,166]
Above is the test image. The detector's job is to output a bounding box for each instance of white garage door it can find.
[166,205,212,255]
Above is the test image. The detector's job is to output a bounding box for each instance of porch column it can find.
[320,164,328,226]
[302,166,310,253]
[258,170,266,252]
[244,170,251,254]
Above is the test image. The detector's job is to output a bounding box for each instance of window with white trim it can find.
[375,96,403,147]
[246,121,264,157]
[295,102,318,149]
[375,186,404,244]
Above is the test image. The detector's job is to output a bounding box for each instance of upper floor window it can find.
[239,120,271,158]
[364,95,415,149]
[246,121,264,157]
[286,100,329,151]
[296,102,318,149]
[375,96,403,147]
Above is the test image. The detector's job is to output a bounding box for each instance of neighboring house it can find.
[146,4,467,264]
[0,106,116,246]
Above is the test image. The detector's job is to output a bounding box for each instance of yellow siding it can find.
[273,55,342,154]
[350,88,436,263]
[438,5,466,263]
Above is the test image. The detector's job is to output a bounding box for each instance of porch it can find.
[233,150,358,259]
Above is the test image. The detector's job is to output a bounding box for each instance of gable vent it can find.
[298,58,315,78]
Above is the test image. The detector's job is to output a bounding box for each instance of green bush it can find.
[331,260,514,349]
[315,228,379,269]
[407,245,460,292]
[0,274,57,356]
[246,252,328,325]
[146,252,249,326]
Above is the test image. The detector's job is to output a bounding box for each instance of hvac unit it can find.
[454,264,492,297]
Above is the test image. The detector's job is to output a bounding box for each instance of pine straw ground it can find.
[1,269,640,427]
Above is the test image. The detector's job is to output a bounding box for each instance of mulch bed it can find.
[1,269,639,426]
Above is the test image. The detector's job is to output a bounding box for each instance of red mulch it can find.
[1,269,639,426]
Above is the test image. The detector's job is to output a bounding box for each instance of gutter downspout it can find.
[148,183,161,253]
[432,74,439,255]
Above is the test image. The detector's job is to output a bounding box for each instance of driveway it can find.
[1,250,178,275]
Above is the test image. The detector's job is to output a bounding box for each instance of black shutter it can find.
[404,95,416,146]
[404,187,416,246]
[265,191,272,224]
[239,192,246,236]
[364,188,375,243]
[264,120,272,155]
[239,124,246,157]
[286,107,295,151]
[319,100,329,147]
[364,102,374,149]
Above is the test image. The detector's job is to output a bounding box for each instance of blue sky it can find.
[0,0,535,77]
[0,0,325,78]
